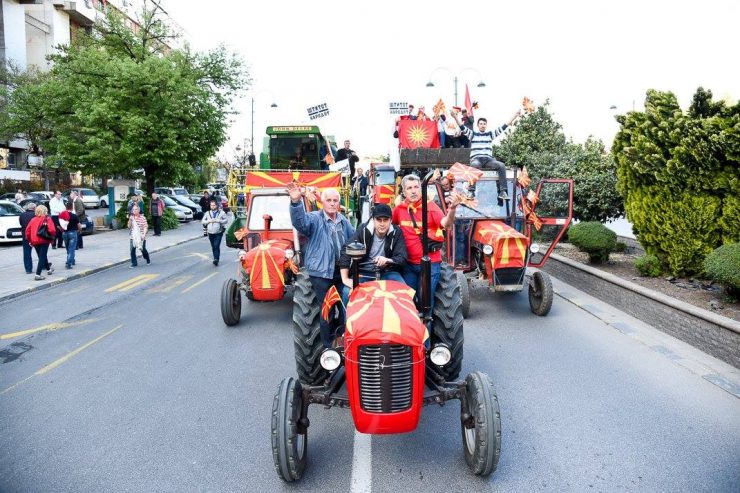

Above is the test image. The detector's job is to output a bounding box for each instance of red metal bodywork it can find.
[343,281,428,434]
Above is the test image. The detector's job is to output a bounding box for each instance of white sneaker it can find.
[47,267,55,275]
[34,275,45,281]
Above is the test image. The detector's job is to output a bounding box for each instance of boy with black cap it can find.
[339,203,408,296]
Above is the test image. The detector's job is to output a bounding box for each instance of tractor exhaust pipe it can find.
[420,170,435,322]
[345,241,366,294]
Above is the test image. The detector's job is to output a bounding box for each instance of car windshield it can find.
[454,180,514,219]
[248,195,293,230]
[173,188,188,195]
[374,169,395,185]
[0,202,23,215]
[173,196,197,207]
[80,189,96,196]
[161,196,178,206]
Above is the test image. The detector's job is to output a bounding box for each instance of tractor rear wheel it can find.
[461,371,501,477]
[293,271,328,385]
[528,270,553,316]
[220,278,241,326]
[271,377,307,482]
[456,271,470,319]
[431,263,464,381]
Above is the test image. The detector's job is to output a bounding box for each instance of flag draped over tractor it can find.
[473,221,528,270]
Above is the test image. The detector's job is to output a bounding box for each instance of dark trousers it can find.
[401,261,441,311]
[22,237,33,273]
[208,232,223,261]
[470,156,507,195]
[33,244,50,276]
[309,270,345,348]
[76,224,83,248]
[152,215,162,235]
[51,216,63,247]
[130,240,150,266]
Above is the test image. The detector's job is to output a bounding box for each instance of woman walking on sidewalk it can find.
[25,205,56,281]
[128,204,150,268]
[202,199,227,266]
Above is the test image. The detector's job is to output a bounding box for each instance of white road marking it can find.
[350,430,372,493]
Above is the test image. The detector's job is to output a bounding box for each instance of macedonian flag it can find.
[398,120,440,149]
[322,285,342,322]
[448,162,484,185]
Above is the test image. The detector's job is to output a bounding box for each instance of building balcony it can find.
[52,1,97,26]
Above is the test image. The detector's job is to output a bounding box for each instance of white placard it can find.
[329,158,350,174]
[307,103,330,120]
[389,102,409,115]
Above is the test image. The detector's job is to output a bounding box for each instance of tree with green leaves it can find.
[40,2,248,193]
[492,103,624,223]
[613,88,739,276]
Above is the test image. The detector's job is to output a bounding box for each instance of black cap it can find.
[372,203,392,218]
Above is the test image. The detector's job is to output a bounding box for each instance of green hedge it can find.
[567,222,617,263]
[635,254,662,277]
[115,197,179,231]
[704,243,740,295]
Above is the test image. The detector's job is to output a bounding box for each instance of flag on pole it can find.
[322,285,342,322]
[464,84,473,117]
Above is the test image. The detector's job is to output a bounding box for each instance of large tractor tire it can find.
[528,270,553,316]
[220,278,241,326]
[456,270,471,319]
[461,371,501,477]
[271,377,307,482]
[431,263,464,381]
[292,271,328,385]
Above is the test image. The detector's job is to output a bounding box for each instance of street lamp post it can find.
[250,95,278,165]
[425,67,486,106]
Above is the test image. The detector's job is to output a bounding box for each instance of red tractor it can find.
[429,165,573,318]
[220,170,344,326]
[272,171,502,482]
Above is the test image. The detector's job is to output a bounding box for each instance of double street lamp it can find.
[425,67,486,106]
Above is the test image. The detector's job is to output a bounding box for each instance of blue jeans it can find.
[64,231,77,267]
[208,232,223,261]
[341,270,406,306]
[438,132,446,148]
[22,237,33,273]
[309,271,345,348]
[402,262,441,310]
[130,239,150,267]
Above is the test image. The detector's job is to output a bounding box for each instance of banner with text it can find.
[307,103,330,120]
[389,102,409,115]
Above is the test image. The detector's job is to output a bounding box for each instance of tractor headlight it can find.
[320,349,342,371]
[530,243,540,254]
[237,249,247,260]
[430,344,452,366]
[285,248,294,259]
[482,244,493,255]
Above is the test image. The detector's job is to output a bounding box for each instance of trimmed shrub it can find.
[115,197,179,231]
[704,243,740,296]
[615,241,627,253]
[568,222,617,263]
[635,254,662,277]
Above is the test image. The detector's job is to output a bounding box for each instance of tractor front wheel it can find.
[456,271,470,319]
[528,270,553,316]
[432,264,464,381]
[220,278,241,326]
[293,271,328,385]
[271,377,307,482]
[461,371,501,477]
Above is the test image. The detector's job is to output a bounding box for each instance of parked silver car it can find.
[161,195,193,222]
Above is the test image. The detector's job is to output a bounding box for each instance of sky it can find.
[162,0,739,162]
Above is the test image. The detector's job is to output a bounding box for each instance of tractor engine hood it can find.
[241,239,294,301]
[343,280,427,434]
[472,221,529,276]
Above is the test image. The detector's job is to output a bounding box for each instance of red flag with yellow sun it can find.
[322,285,342,322]
[398,120,440,149]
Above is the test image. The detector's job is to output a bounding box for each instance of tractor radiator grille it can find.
[358,344,413,413]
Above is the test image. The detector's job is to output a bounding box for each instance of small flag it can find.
[448,162,484,185]
[322,285,341,322]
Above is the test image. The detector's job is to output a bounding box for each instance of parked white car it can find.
[63,188,101,208]
[0,200,24,243]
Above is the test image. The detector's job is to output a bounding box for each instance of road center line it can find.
[350,430,372,493]
[181,272,218,293]
[105,274,158,292]
[1,317,101,340]
[149,275,192,293]
[0,324,123,395]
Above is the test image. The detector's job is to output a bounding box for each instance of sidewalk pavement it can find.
[0,220,209,303]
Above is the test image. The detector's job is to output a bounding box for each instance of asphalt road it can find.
[1,240,738,492]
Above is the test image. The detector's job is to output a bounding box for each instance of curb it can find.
[550,253,740,334]
[0,234,203,305]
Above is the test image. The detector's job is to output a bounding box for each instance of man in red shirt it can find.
[392,174,460,308]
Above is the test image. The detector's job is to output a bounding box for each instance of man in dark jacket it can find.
[150,193,164,236]
[335,139,359,177]
[19,202,37,274]
[71,191,86,249]
[339,203,408,302]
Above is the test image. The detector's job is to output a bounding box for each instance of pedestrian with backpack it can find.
[202,199,228,266]
[25,205,56,280]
